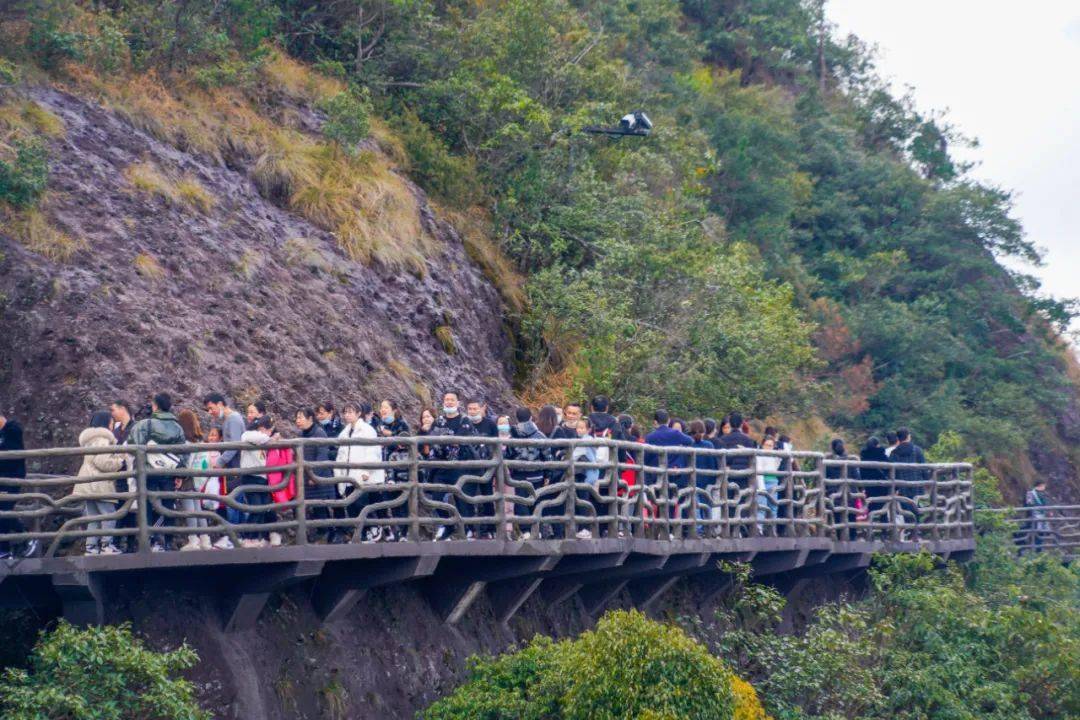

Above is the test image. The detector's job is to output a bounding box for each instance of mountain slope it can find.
[0,82,513,447]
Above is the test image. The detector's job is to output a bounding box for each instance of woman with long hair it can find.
[176,409,212,551]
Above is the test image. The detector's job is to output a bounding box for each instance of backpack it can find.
[146,439,186,471]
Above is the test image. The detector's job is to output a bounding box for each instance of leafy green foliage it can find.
[684,541,1080,720]
[319,88,372,150]
[0,137,49,208]
[423,609,736,720]
[3,0,1076,490]
[0,621,208,720]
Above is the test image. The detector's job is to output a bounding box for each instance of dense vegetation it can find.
[426,522,1079,720]
[2,0,1077,485]
[0,621,207,720]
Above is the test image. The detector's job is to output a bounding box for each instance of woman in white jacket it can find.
[335,402,385,541]
[73,412,127,555]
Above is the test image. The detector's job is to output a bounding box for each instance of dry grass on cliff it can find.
[3,205,85,262]
[71,62,429,273]
[440,205,526,313]
[124,161,214,214]
[0,99,65,137]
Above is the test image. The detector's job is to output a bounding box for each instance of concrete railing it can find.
[982,505,1080,561]
[0,436,974,557]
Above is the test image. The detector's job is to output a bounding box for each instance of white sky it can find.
[827,1,1080,327]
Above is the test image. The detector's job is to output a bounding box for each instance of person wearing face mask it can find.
[505,407,550,540]
[377,400,411,539]
[429,390,482,539]
[466,400,498,438]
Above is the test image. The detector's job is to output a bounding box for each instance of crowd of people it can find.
[0,391,948,557]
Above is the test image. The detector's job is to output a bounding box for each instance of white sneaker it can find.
[521,531,532,541]
[465,530,475,540]
[199,534,213,550]
[240,539,264,549]
[363,527,383,543]
[100,544,121,555]
[576,529,592,539]
[180,538,201,552]
[85,545,100,555]
[268,532,283,547]
[213,536,234,550]
[434,526,448,541]
[151,543,166,553]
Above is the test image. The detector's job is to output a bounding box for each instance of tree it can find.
[0,621,208,720]
[423,609,737,720]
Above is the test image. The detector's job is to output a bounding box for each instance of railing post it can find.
[634,446,646,539]
[565,447,577,539]
[408,442,420,542]
[840,460,849,542]
[494,443,508,541]
[816,455,827,539]
[294,441,307,545]
[689,450,699,540]
[135,448,149,555]
[607,440,619,539]
[929,468,940,541]
[784,455,794,538]
[719,453,729,539]
[888,465,899,542]
[660,449,670,540]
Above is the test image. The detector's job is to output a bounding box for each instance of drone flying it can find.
[583,110,653,138]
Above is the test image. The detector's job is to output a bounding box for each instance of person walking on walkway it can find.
[0,411,31,558]
[204,393,245,475]
[128,393,186,552]
[336,402,382,542]
[296,407,337,543]
[430,391,482,539]
[73,411,126,555]
[176,409,213,551]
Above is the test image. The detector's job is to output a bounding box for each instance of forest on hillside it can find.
[2,0,1078,500]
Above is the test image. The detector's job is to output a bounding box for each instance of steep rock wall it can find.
[0,87,514,450]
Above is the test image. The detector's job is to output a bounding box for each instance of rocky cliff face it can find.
[0,86,514,450]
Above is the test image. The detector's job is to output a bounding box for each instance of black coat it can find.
[716,431,758,471]
[301,424,336,499]
[0,419,26,482]
[890,441,928,481]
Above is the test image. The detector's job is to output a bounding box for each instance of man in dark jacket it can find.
[0,412,27,556]
[715,412,758,483]
[129,393,186,551]
[644,410,694,489]
[466,400,499,438]
[430,390,487,538]
[588,395,625,441]
[889,427,927,533]
[889,428,927,480]
[506,407,551,536]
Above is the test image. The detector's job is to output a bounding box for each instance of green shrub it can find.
[0,621,208,720]
[0,58,20,86]
[0,137,49,208]
[423,609,736,720]
[319,89,372,151]
[395,109,482,206]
